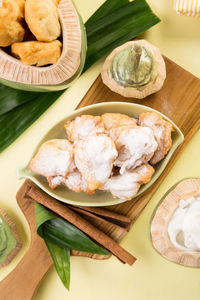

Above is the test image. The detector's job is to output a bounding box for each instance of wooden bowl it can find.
[0,0,87,92]
[151,178,200,267]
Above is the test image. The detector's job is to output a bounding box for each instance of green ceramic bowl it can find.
[18,102,184,206]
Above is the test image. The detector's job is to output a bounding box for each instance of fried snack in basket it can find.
[12,40,62,66]
[0,0,25,47]
[25,0,61,42]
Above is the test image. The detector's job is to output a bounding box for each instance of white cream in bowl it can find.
[168,195,200,251]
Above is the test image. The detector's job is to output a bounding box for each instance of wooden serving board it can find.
[0,57,199,300]
[72,56,200,256]
[76,56,200,223]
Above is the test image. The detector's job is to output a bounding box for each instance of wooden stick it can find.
[70,206,128,232]
[26,185,136,266]
[74,206,131,230]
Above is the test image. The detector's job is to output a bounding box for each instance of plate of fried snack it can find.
[0,0,63,66]
[19,102,184,206]
[0,0,86,91]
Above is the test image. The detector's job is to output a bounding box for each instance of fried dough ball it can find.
[74,134,118,190]
[102,113,137,141]
[0,0,25,47]
[66,170,95,195]
[102,113,137,131]
[109,124,136,142]
[29,139,75,178]
[138,112,173,164]
[25,0,61,42]
[15,0,25,19]
[114,126,158,174]
[0,0,24,21]
[102,164,155,200]
[47,170,95,195]
[65,115,105,143]
[0,21,24,47]
[11,40,62,66]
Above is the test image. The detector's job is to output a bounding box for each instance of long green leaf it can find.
[35,203,109,255]
[86,0,129,26]
[0,0,160,153]
[44,238,70,290]
[0,91,62,152]
[35,202,109,290]
[43,218,109,255]
[86,0,149,37]
[84,0,160,69]
[0,85,41,116]
[35,202,57,229]
[36,203,70,289]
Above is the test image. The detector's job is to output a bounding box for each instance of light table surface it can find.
[0,0,199,299]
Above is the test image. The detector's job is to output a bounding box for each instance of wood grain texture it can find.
[73,56,200,257]
[0,57,199,299]
[0,181,52,300]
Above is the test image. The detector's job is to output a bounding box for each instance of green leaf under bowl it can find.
[18,102,184,207]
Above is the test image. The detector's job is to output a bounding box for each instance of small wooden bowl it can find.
[151,178,200,267]
[0,208,22,268]
[0,0,87,92]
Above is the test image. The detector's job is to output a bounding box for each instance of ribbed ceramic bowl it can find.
[19,102,184,206]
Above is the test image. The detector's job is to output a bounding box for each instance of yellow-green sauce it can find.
[0,216,16,263]
[108,44,158,91]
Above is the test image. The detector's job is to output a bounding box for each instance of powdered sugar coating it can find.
[48,170,94,195]
[29,139,75,177]
[74,134,118,190]
[139,112,173,164]
[30,112,173,202]
[64,115,105,142]
[102,164,154,200]
[102,113,137,131]
[66,170,95,195]
[47,175,66,189]
[114,126,158,174]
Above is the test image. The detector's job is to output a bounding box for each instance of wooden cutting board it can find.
[76,56,200,224]
[0,57,199,300]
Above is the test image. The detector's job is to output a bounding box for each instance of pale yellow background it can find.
[0,0,200,299]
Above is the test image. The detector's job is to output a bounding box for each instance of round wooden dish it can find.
[0,208,22,268]
[151,178,200,267]
[0,0,87,92]
[101,40,166,99]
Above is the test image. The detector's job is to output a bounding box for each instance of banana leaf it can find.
[0,0,160,153]
[42,219,109,254]
[35,203,109,255]
[44,238,70,290]
[84,0,160,70]
[85,0,129,26]
[0,85,41,116]
[0,91,62,152]
[36,203,109,289]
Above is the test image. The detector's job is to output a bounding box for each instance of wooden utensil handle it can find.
[0,238,52,300]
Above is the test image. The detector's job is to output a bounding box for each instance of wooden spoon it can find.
[0,179,126,299]
[0,180,53,300]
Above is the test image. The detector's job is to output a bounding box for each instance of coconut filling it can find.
[108,44,158,91]
[0,217,17,264]
[168,196,200,252]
